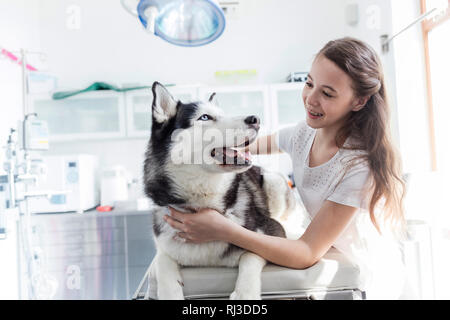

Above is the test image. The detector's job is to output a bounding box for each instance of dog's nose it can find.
[244,115,260,129]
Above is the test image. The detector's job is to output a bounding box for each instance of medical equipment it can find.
[121,0,226,47]
[2,118,68,298]
[0,179,7,239]
[286,72,308,83]
[1,48,67,299]
[27,155,99,214]
[27,73,58,94]
[17,113,49,151]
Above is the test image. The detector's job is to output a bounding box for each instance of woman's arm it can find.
[165,200,358,269]
[247,133,283,155]
[224,200,358,268]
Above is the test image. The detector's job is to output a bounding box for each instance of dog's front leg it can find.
[230,252,266,300]
[154,251,184,300]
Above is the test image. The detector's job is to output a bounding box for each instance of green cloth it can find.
[51,82,173,100]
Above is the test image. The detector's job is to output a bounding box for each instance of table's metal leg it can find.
[132,263,152,300]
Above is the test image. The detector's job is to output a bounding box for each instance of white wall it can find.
[341,0,401,148]
[35,0,397,88]
[37,0,349,88]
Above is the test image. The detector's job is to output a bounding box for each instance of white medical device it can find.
[27,154,99,213]
[17,113,49,151]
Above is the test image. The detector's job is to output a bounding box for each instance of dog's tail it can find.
[263,170,310,239]
[262,171,301,221]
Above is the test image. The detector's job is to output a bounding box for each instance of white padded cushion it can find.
[144,247,362,299]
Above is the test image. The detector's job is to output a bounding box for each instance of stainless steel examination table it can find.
[132,247,366,300]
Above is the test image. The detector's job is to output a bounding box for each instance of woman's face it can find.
[302,54,365,130]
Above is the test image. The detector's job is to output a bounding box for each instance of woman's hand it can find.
[164,207,235,243]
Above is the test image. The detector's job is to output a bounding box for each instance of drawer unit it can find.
[24,211,156,299]
[37,240,127,259]
[32,228,126,246]
[46,254,127,272]
[32,215,125,233]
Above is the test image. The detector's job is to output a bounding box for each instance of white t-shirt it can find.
[275,120,406,299]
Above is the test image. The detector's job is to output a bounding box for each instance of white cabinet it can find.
[198,85,271,134]
[29,83,306,141]
[198,83,306,133]
[125,85,199,138]
[269,82,306,131]
[30,91,127,141]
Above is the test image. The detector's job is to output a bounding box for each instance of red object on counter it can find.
[96,205,113,212]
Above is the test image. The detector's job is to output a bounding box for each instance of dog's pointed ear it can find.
[152,82,177,123]
[208,92,218,105]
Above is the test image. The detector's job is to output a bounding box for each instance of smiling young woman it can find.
[165,37,407,299]
[312,38,406,235]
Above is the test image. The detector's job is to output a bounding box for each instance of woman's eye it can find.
[306,82,313,88]
[198,114,212,121]
[323,91,333,98]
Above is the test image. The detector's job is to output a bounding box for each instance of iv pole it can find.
[2,47,60,299]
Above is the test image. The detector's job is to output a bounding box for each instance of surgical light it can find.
[121,0,226,47]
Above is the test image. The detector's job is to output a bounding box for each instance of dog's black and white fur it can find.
[143,82,303,299]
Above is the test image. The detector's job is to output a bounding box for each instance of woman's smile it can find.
[306,108,324,119]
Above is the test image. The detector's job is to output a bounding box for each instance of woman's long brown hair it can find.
[318,37,406,236]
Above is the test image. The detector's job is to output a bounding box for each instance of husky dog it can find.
[143,82,301,300]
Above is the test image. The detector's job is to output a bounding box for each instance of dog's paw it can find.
[230,290,261,300]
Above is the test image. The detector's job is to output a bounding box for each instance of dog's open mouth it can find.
[210,138,253,166]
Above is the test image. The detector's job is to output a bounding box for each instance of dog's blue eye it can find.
[198,114,212,121]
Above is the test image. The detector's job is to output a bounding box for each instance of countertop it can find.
[33,200,158,218]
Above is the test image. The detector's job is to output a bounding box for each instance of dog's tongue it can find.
[224,148,251,161]
[213,147,251,165]
[224,148,237,158]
